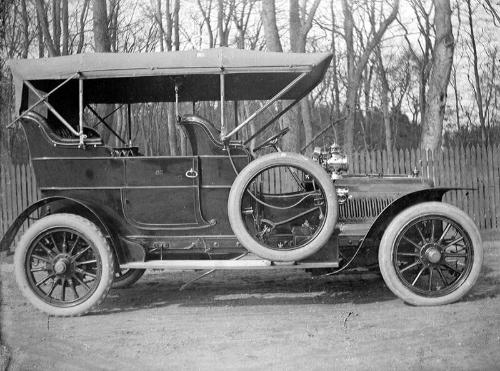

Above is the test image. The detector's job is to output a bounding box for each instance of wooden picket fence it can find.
[0,162,40,247]
[347,144,500,230]
[0,144,499,246]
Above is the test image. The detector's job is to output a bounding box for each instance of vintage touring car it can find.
[2,48,482,316]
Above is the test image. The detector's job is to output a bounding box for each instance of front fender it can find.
[357,187,473,262]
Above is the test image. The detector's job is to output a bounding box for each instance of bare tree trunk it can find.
[166,0,180,154]
[233,2,256,141]
[93,0,111,52]
[484,0,500,23]
[284,0,304,153]
[289,0,301,50]
[261,0,287,151]
[156,0,164,51]
[20,0,29,58]
[156,0,168,51]
[77,0,91,53]
[408,2,432,128]
[52,0,61,55]
[165,0,172,50]
[92,0,112,143]
[362,65,373,151]
[342,0,356,154]
[61,0,69,55]
[376,46,393,151]
[342,0,399,155]
[36,11,44,57]
[215,0,234,47]
[421,0,454,151]
[108,0,119,52]
[217,0,225,46]
[284,0,320,154]
[261,0,282,52]
[197,0,214,48]
[330,3,340,118]
[451,66,460,131]
[34,0,59,56]
[466,0,486,143]
[233,0,255,49]
[483,48,497,130]
[173,0,180,51]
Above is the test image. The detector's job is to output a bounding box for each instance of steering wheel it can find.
[253,127,290,153]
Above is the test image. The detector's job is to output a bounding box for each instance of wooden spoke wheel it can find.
[14,214,114,316]
[379,202,483,306]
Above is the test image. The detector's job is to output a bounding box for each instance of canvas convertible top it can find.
[8,48,332,114]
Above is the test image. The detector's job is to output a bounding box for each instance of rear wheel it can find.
[379,202,483,306]
[228,152,337,261]
[14,213,114,316]
[112,268,145,288]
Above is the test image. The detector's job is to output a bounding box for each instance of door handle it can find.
[185,168,198,178]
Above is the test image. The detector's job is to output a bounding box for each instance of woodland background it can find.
[0,0,499,163]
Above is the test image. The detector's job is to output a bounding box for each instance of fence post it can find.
[486,144,495,229]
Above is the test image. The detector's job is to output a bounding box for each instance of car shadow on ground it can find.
[92,271,394,315]
[91,263,500,316]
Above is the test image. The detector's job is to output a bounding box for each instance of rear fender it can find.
[358,187,472,262]
[0,196,125,264]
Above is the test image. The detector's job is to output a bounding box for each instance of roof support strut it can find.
[220,71,226,137]
[79,77,85,146]
[24,80,84,140]
[243,98,301,145]
[8,72,88,146]
[7,72,79,129]
[221,72,308,141]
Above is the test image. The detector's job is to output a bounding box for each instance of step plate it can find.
[120,260,339,270]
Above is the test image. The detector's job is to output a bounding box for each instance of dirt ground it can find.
[1,240,499,371]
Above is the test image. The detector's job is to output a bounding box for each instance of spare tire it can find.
[228,152,338,261]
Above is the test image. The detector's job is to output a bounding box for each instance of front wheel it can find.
[14,214,115,316]
[379,202,483,306]
[228,152,338,261]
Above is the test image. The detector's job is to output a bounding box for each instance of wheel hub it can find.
[53,257,71,274]
[422,244,442,264]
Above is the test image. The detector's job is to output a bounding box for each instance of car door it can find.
[123,156,206,228]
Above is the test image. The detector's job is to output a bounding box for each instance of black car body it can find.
[2,48,482,316]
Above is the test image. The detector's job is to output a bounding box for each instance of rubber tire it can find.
[378,202,483,306]
[228,152,338,261]
[14,213,115,316]
[112,268,145,289]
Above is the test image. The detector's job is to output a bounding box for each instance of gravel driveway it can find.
[1,240,499,370]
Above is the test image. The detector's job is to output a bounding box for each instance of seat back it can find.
[23,111,103,146]
[179,114,226,155]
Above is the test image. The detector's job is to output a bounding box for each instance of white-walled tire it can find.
[379,202,483,306]
[14,213,115,316]
[228,152,338,261]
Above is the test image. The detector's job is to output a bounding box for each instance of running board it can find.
[120,260,339,270]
